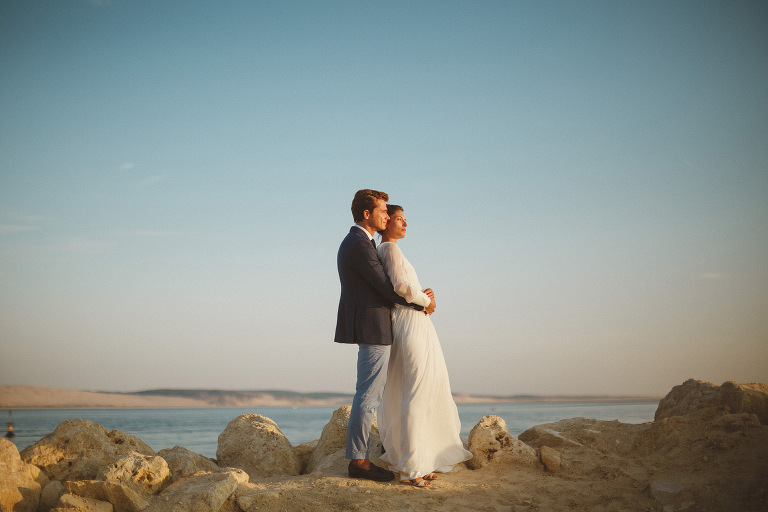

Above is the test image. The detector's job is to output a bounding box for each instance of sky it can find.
[1,0,766,398]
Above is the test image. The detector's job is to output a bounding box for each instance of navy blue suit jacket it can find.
[334,226,422,345]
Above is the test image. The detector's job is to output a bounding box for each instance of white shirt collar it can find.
[353,224,373,240]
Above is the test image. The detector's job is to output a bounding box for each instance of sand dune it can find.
[0,386,659,409]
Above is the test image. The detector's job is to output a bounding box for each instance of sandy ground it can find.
[233,409,767,512]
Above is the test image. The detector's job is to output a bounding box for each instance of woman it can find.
[377,204,471,487]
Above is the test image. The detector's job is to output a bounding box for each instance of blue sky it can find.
[1,0,766,396]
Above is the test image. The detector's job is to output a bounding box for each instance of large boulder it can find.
[216,414,300,478]
[20,419,155,481]
[145,469,244,512]
[305,406,349,474]
[0,437,46,512]
[655,379,768,425]
[54,493,113,512]
[66,480,150,512]
[40,480,66,512]
[157,446,219,483]
[304,405,383,475]
[466,415,538,469]
[520,417,646,456]
[98,451,170,495]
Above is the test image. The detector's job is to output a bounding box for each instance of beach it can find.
[1,379,766,512]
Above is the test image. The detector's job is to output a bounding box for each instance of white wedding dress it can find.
[377,242,472,480]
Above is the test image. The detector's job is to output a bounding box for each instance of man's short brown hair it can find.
[351,189,389,222]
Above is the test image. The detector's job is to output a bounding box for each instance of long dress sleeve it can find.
[378,243,431,308]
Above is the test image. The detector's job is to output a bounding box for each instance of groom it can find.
[334,189,433,482]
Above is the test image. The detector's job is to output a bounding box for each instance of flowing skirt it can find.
[379,305,472,480]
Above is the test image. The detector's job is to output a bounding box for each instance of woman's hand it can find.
[423,289,436,315]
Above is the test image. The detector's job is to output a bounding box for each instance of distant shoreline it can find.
[0,385,661,410]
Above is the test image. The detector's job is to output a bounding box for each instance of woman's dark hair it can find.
[377,204,403,235]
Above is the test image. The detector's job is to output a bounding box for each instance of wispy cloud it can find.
[0,225,39,234]
[119,162,135,171]
[120,230,180,237]
[47,236,110,255]
[137,174,167,187]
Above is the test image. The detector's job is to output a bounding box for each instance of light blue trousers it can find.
[346,344,390,460]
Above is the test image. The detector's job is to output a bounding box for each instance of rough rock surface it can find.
[466,415,538,469]
[56,493,113,512]
[0,437,46,512]
[216,414,300,478]
[520,417,645,455]
[98,451,170,495]
[66,480,150,512]
[145,470,241,512]
[655,378,768,424]
[39,480,66,512]
[20,419,155,481]
[157,446,219,482]
[539,445,561,472]
[6,378,768,512]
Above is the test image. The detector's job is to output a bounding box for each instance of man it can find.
[335,189,435,482]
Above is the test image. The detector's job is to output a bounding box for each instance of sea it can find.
[4,401,658,459]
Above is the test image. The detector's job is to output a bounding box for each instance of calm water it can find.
[5,401,657,459]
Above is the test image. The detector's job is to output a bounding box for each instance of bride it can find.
[376,204,472,487]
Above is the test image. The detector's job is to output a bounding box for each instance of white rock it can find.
[145,471,238,512]
[216,414,300,478]
[466,415,538,469]
[20,419,154,482]
[99,451,170,495]
[157,446,219,482]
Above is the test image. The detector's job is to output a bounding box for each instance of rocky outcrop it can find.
[5,379,767,512]
[20,419,155,481]
[466,415,538,469]
[216,414,300,479]
[0,437,47,512]
[520,417,646,457]
[655,379,768,424]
